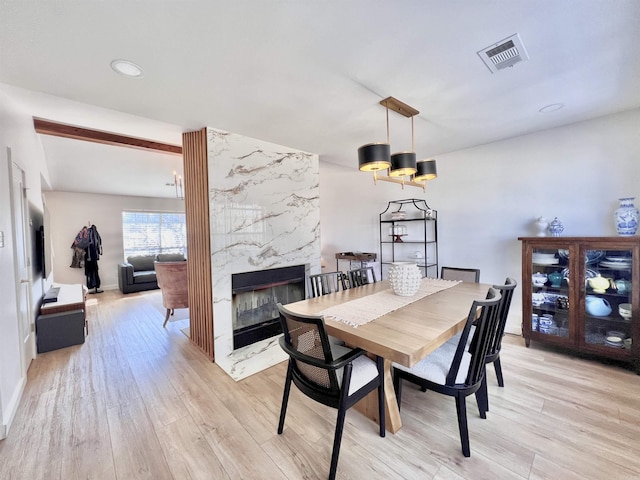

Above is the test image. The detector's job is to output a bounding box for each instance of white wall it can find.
[320,107,640,334]
[0,89,50,438]
[43,191,185,290]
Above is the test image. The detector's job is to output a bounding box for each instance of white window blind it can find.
[122,211,186,259]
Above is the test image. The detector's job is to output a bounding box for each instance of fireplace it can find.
[232,265,306,350]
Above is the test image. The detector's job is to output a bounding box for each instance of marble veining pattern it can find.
[207,127,320,380]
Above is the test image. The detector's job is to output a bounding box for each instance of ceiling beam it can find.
[33,117,183,156]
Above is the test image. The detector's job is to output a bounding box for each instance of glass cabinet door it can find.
[530,247,570,340]
[583,248,632,352]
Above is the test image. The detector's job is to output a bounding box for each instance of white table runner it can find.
[319,278,461,328]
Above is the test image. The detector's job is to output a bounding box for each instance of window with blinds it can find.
[122,211,187,259]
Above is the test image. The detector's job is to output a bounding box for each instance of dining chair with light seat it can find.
[309,271,348,298]
[154,261,189,327]
[441,266,480,283]
[478,277,517,412]
[348,266,377,288]
[410,277,517,416]
[392,288,502,457]
[276,303,385,480]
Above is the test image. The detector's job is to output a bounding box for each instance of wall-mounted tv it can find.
[29,203,45,279]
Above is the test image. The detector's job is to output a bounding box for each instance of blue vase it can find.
[614,197,639,236]
[548,217,564,237]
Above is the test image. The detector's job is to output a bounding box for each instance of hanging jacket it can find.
[70,247,85,268]
[86,225,103,262]
[71,226,90,249]
[70,226,90,268]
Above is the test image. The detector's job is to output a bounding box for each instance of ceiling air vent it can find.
[477,33,529,73]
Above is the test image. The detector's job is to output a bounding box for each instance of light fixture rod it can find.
[386,105,390,144]
[411,116,415,152]
[375,174,426,192]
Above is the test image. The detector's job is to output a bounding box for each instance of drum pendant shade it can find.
[358,143,391,171]
[389,152,417,177]
[414,159,437,181]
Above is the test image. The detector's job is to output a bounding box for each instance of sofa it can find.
[118,253,186,294]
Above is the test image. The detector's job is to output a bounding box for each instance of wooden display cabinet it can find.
[519,236,639,372]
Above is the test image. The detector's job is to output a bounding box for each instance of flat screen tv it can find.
[29,203,45,278]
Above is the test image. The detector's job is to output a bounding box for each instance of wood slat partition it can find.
[182,128,215,360]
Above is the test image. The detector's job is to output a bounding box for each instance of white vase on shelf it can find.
[388,262,422,296]
[535,216,548,237]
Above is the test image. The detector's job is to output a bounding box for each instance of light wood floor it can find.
[2,289,640,480]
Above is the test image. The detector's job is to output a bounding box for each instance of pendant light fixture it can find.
[358,105,391,172]
[415,158,437,181]
[166,170,184,199]
[358,96,437,190]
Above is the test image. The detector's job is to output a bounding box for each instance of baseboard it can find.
[0,375,26,440]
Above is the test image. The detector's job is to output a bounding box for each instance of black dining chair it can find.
[440,266,480,283]
[308,271,348,298]
[392,288,502,457]
[477,277,517,413]
[276,304,385,480]
[416,277,517,416]
[348,266,377,287]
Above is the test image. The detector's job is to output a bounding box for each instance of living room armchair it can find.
[155,261,189,327]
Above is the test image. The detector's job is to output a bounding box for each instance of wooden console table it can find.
[335,252,377,271]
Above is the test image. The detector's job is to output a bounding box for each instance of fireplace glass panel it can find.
[231,265,306,350]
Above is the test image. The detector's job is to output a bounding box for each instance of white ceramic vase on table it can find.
[388,262,422,296]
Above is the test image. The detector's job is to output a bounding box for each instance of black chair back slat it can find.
[488,277,517,356]
[309,271,348,298]
[445,288,501,386]
[465,298,500,386]
[348,267,377,287]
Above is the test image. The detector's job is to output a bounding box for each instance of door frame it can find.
[8,150,35,375]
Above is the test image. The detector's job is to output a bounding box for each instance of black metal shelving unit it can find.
[379,199,438,280]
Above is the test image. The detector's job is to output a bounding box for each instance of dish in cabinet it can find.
[557,249,606,264]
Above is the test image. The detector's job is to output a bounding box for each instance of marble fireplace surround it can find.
[207,127,320,381]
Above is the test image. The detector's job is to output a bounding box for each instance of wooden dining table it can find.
[285,279,492,433]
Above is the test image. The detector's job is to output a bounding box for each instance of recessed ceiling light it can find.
[539,103,564,113]
[110,59,144,78]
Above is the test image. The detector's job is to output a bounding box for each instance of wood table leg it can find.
[353,358,402,434]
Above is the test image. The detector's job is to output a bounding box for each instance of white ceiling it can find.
[1,1,640,198]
